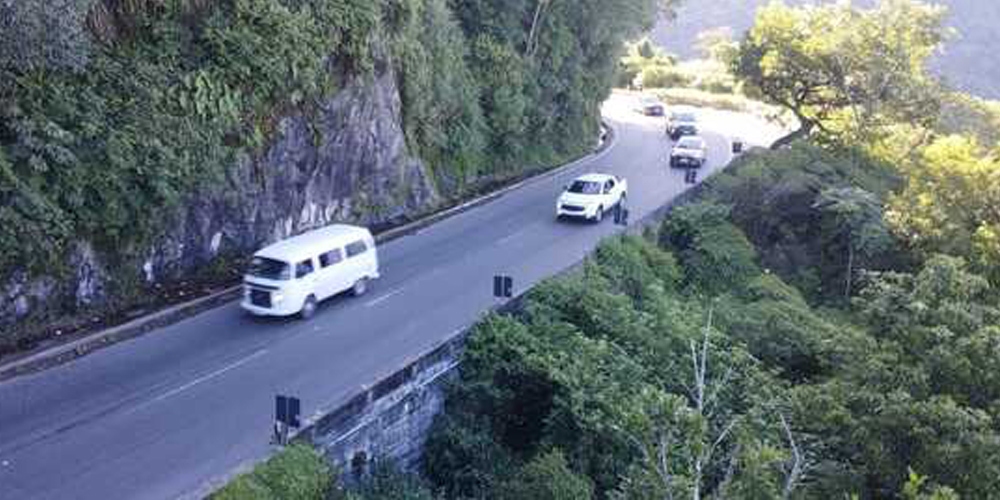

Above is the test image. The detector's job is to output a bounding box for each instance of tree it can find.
[732,0,947,149]
[659,202,760,295]
[694,27,735,63]
[885,135,1000,284]
[813,187,893,299]
[611,313,740,500]
[902,469,961,500]
[496,449,594,500]
[0,0,93,78]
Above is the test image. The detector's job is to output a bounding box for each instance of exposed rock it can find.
[1,271,58,326]
[71,242,106,309]
[1,56,438,331]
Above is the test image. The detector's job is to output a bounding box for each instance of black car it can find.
[666,108,699,140]
[639,95,665,116]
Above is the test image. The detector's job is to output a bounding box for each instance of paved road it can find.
[0,93,781,500]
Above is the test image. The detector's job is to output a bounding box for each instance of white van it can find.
[241,224,379,319]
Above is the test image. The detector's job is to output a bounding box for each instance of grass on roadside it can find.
[211,444,332,500]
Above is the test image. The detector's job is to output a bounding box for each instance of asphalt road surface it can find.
[0,93,782,500]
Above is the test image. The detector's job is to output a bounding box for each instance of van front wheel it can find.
[299,295,317,320]
[352,278,369,296]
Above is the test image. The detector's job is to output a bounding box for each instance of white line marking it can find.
[149,349,268,404]
[497,232,519,245]
[365,288,404,307]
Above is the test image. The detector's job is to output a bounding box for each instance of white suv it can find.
[556,173,628,222]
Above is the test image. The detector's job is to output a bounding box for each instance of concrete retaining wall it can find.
[292,332,466,475]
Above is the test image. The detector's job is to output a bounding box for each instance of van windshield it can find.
[249,257,291,281]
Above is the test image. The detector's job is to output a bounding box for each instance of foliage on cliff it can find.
[419,214,999,499]
[0,0,670,280]
[415,4,1000,495]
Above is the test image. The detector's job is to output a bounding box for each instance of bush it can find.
[211,444,332,500]
[640,65,691,89]
[496,449,594,500]
[659,202,760,295]
[343,460,438,500]
[592,235,681,305]
[422,411,518,498]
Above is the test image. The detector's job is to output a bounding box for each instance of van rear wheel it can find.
[299,295,317,320]
[352,278,369,296]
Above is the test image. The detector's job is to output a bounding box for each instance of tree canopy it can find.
[732,0,947,148]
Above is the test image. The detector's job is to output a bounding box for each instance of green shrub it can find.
[212,444,332,500]
[640,65,691,89]
[421,411,517,499]
[593,235,681,305]
[212,475,274,500]
[496,449,594,500]
[659,202,760,295]
[344,460,438,500]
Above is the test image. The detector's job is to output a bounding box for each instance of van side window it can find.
[345,240,367,258]
[319,248,343,268]
[296,259,314,278]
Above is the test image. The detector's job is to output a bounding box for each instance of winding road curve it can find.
[0,92,781,500]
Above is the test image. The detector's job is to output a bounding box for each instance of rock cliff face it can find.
[1,62,438,330]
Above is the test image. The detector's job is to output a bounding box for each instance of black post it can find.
[494,275,513,298]
[274,395,302,445]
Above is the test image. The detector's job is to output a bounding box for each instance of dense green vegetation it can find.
[729,0,1000,289]
[415,184,999,499]
[619,33,737,94]
[221,203,998,498]
[212,445,441,500]
[408,2,1000,498]
[212,444,333,500]
[732,0,945,149]
[0,0,669,285]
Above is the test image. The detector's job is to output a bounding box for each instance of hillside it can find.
[0,0,664,348]
[652,0,1000,99]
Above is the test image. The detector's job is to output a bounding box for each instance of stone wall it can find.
[294,333,465,475]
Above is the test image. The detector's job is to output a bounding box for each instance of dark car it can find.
[639,95,665,116]
[666,107,699,140]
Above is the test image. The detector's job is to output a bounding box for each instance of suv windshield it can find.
[675,112,697,123]
[567,180,602,194]
[677,138,702,149]
[249,257,291,280]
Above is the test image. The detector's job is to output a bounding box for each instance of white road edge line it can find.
[496,232,520,245]
[365,288,404,307]
[149,349,268,405]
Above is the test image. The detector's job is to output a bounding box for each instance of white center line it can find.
[365,288,404,307]
[147,349,268,405]
[497,233,518,245]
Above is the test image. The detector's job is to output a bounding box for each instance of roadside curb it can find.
[374,121,617,245]
[0,122,618,383]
